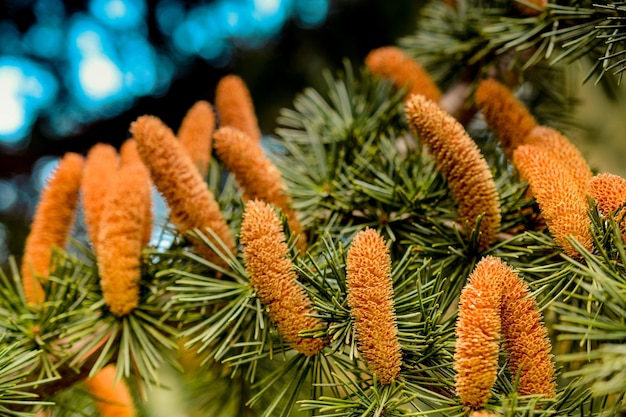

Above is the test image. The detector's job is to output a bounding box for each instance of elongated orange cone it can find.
[405,94,501,247]
[213,126,303,241]
[82,144,118,254]
[475,79,537,158]
[346,228,402,384]
[21,153,84,305]
[454,256,504,408]
[131,115,235,264]
[215,75,262,142]
[500,267,556,398]
[240,200,326,356]
[513,144,592,257]
[366,46,441,103]
[178,100,215,178]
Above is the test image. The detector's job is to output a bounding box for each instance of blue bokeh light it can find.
[0,57,58,149]
[0,0,329,148]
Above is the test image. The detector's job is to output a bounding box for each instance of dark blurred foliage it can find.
[0,0,424,262]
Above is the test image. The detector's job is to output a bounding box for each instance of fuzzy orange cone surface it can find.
[240,200,327,356]
[513,144,593,257]
[215,74,262,142]
[475,79,537,159]
[213,126,304,241]
[590,172,626,216]
[83,365,136,417]
[365,46,442,103]
[500,266,556,398]
[346,228,402,385]
[131,115,235,264]
[524,126,593,192]
[177,100,215,178]
[405,94,501,247]
[97,154,152,316]
[119,139,153,246]
[454,256,504,408]
[82,144,119,254]
[21,153,84,305]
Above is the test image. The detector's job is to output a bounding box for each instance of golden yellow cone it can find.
[240,200,326,356]
[454,256,504,408]
[346,228,402,385]
[524,126,592,192]
[82,144,119,254]
[178,100,215,178]
[83,365,136,417]
[513,144,593,258]
[365,46,441,103]
[215,75,261,142]
[471,411,502,417]
[590,173,626,216]
[131,115,235,264]
[213,126,304,241]
[405,94,501,247]
[475,79,537,158]
[500,267,556,398]
[97,160,151,316]
[120,139,153,246]
[21,153,84,305]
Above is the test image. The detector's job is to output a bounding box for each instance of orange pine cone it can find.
[524,126,592,193]
[346,228,402,384]
[21,153,84,305]
[365,46,441,103]
[97,158,151,316]
[240,200,326,356]
[405,94,501,247]
[120,139,153,246]
[590,173,626,216]
[82,144,119,254]
[454,256,504,408]
[131,115,235,264]
[178,100,215,178]
[513,144,593,257]
[215,75,262,142]
[83,365,135,417]
[213,126,304,241]
[500,267,556,397]
[475,79,537,158]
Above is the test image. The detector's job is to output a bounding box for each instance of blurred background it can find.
[0,0,425,262]
[0,0,625,265]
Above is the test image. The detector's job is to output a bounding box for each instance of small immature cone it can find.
[82,144,119,254]
[178,100,215,178]
[215,75,262,142]
[213,126,303,240]
[454,256,504,408]
[131,116,235,264]
[346,228,402,385]
[83,365,136,417]
[240,200,326,356]
[500,267,556,398]
[590,173,626,216]
[97,158,151,316]
[120,139,153,246]
[365,46,442,103]
[405,94,501,247]
[471,412,502,417]
[21,153,84,305]
[524,126,593,192]
[475,79,537,158]
[513,144,593,258]
[590,172,626,240]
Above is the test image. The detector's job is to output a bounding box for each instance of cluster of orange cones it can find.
[19,45,626,416]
